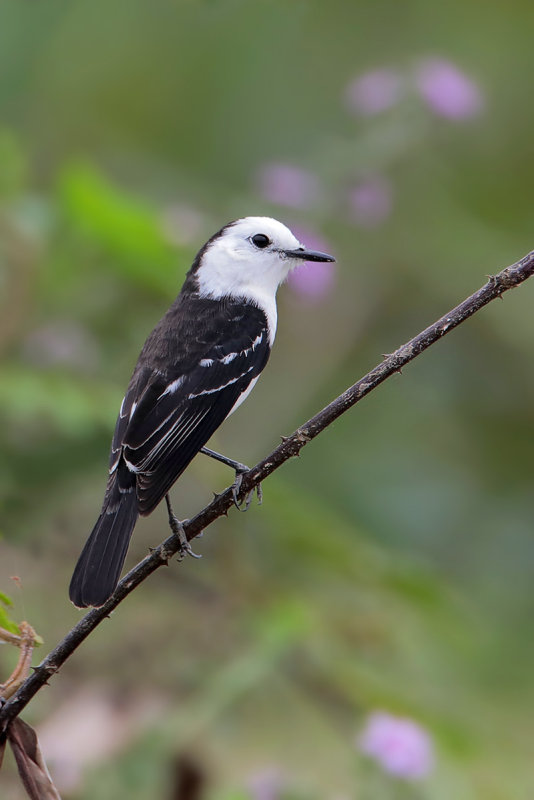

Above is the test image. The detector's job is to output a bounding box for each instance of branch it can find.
[1,249,533,732]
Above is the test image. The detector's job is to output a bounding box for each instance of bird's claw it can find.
[232,472,245,510]
[177,540,202,561]
[168,514,202,560]
[231,470,262,512]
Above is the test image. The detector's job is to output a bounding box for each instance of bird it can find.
[69,216,335,608]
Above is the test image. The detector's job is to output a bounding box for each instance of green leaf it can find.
[0,591,20,636]
[57,161,186,294]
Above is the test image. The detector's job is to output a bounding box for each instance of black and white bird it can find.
[69,216,335,608]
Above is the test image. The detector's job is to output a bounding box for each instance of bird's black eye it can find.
[251,233,271,249]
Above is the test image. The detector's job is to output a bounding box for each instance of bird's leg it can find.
[200,446,262,512]
[165,494,201,560]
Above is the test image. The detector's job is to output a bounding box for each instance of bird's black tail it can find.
[69,472,139,608]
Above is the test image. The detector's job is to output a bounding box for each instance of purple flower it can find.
[286,226,336,302]
[344,69,404,115]
[246,768,283,800]
[358,711,435,780]
[348,176,393,228]
[415,59,483,120]
[256,163,321,209]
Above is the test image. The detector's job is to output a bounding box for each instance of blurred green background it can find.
[1,1,534,798]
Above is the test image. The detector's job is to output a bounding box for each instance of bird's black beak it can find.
[284,247,336,263]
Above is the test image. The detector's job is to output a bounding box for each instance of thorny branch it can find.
[1,249,533,733]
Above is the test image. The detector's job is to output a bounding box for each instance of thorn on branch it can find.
[382,353,403,373]
[487,274,504,298]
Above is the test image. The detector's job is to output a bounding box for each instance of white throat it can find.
[196,258,279,346]
[194,216,304,345]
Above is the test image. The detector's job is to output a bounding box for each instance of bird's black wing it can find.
[117,302,270,515]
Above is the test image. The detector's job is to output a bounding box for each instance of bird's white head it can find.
[194,216,335,304]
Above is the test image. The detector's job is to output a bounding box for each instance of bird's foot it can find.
[199,447,262,512]
[232,468,263,512]
[165,495,201,560]
[171,516,202,561]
